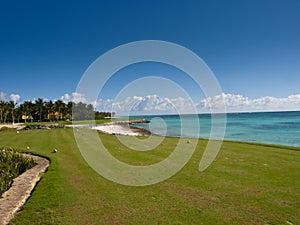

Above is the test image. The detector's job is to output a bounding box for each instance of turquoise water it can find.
[131,111,300,147]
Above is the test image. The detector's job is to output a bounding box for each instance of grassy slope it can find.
[0,129,299,225]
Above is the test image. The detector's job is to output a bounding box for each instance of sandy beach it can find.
[0,123,25,130]
[1,120,152,136]
[91,124,151,136]
[67,119,151,136]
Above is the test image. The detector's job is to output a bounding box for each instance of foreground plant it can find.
[0,147,35,195]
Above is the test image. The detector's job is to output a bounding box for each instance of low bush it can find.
[0,148,35,195]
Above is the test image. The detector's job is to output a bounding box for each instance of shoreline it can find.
[2,122,300,148]
[68,118,152,136]
[88,124,300,149]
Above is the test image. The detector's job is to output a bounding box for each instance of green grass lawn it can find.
[0,128,299,224]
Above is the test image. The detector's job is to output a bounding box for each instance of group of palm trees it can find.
[0,98,111,124]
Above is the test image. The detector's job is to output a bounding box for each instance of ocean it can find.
[131,111,300,147]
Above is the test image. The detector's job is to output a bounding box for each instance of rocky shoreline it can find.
[19,124,66,130]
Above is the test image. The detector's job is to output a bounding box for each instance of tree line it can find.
[0,98,113,124]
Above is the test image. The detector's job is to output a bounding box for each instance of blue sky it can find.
[0,0,300,112]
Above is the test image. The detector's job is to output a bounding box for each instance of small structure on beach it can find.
[21,115,33,121]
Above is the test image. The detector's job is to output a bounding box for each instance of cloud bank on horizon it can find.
[1,91,300,114]
[63,92,300,115]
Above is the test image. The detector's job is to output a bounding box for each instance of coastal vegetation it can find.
[0,128,299,224]
[0,98,113,123]
[0,147,35,195]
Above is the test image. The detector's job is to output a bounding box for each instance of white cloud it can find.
[0,92,6,101]
[10,94,21,103]
[60,92,300,115]
[97,99,114,111]
[0,92,21,102]
[61,93,71,102]
[198,93,300,113]
[61,92,86,104]
[96,95,197,115]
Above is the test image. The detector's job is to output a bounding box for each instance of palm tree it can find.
[45,100,54,121]
[35,98,44,122]
[0,100,5,123]
[54,100,65,121]
[14,107,22,123]
[8,100,17,125]
[20,101,28,123]
[20,101,34,122]
[66,101,73,120]
[19,102,26,122]
[3,102,10,123]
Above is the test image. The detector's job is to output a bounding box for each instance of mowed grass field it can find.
[0,128,299,225]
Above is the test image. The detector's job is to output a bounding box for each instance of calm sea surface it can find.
[131,111,300,147]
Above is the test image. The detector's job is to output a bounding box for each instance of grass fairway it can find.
[0,129,299,225]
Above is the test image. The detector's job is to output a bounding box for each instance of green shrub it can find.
[0,127,14,132]
[0,147,35,195]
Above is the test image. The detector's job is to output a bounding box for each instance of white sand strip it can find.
[0,123,25,130]
[91,124,142,136]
